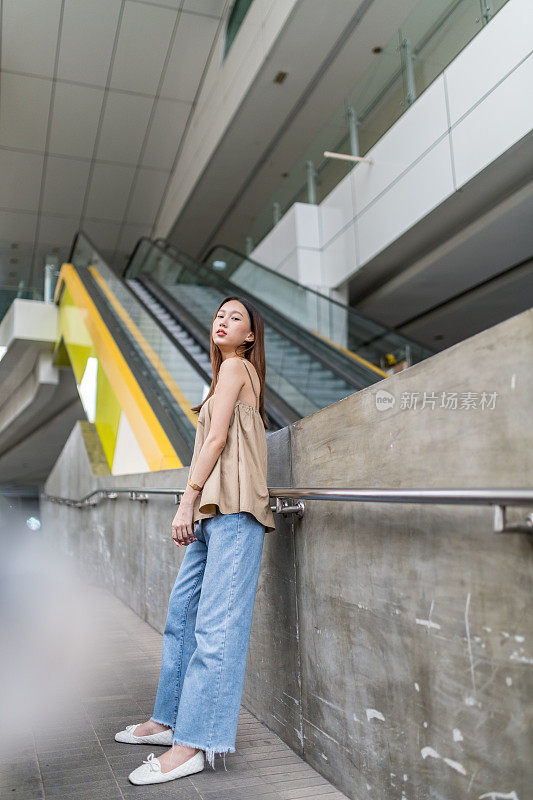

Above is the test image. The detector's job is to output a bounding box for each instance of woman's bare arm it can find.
[180,358,245,506]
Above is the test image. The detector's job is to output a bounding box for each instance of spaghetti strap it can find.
[241,359,258,409]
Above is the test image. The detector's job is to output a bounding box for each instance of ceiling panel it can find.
[1,0,62,78]
[127,169,169,224]
[0,0,225,284]
[42,157,92,218]
[49,83,104,159]
[37,216,79,249]
[97,91,154,164]
[117,222,152,254]
[0,212,38,247]
[0,252,33,285]
[160,11,219,101]
[0,151,44,212]
[109,2,178,95]
[85,163,136,222]
[141,98,191,169]
[140,0,180,8]
[0,74,52,151]
[183,0,227,17]
[57,0,123,86]
[82,219,122,251]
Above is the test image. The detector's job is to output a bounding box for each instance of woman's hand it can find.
[171,501,197,547]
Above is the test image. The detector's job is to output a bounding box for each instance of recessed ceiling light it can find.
[372,46,383,54]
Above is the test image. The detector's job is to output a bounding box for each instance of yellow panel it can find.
[95,362,122,468]
[55,287,118,469]
[89,266,198,427]
[55,263,181,470]
[57,285,94,384]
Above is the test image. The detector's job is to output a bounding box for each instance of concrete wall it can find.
[42,307,533,799]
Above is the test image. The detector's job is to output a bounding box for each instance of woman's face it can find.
[213,301,253,356]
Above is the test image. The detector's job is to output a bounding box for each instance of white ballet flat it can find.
[128,749,205,784]
[114,723,174,746]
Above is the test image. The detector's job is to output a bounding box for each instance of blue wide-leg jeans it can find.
[151,510,266,770]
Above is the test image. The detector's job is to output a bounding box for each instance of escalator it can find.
[121,237,433,419]
[121,238,396,425]
[58,231,431,474]
[201,243,434,370]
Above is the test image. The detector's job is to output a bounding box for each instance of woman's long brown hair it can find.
[190,295,270,430]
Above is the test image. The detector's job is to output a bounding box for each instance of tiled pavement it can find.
[1,584,349,800]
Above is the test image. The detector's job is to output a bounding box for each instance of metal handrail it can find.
[40,487,533,534]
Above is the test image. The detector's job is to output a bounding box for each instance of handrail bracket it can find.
[493,504,533,534]
[275,497,305,518]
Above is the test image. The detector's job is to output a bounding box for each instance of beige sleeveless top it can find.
[187,359,276,533]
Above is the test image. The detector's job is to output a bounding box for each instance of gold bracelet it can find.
[187,479,203,492]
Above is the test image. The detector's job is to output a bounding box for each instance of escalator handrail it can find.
[202,242,433,356]
[120,236,385,389]
[68,229,108,266]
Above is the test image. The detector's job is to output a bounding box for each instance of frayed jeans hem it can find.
[149,716,174,728]
[171,735,235,771]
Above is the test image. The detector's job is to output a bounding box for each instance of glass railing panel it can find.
[205,245,433,370]
[126,239,380,416]
[239,0,510,254]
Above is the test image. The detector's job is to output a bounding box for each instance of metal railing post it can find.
[306,160,317,204]
[399,31,416,107]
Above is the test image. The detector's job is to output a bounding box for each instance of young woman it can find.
[115,295,276,785]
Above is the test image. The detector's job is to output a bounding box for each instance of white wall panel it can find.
[352,76,449,216]
[275,249,300,282]
[357,138,454,267]
[321,222,358,289]
[296,248,322,286]
[257,205,298,268]
[451,51,533,188]
[445,0,533,125]
[320,172,355,248]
